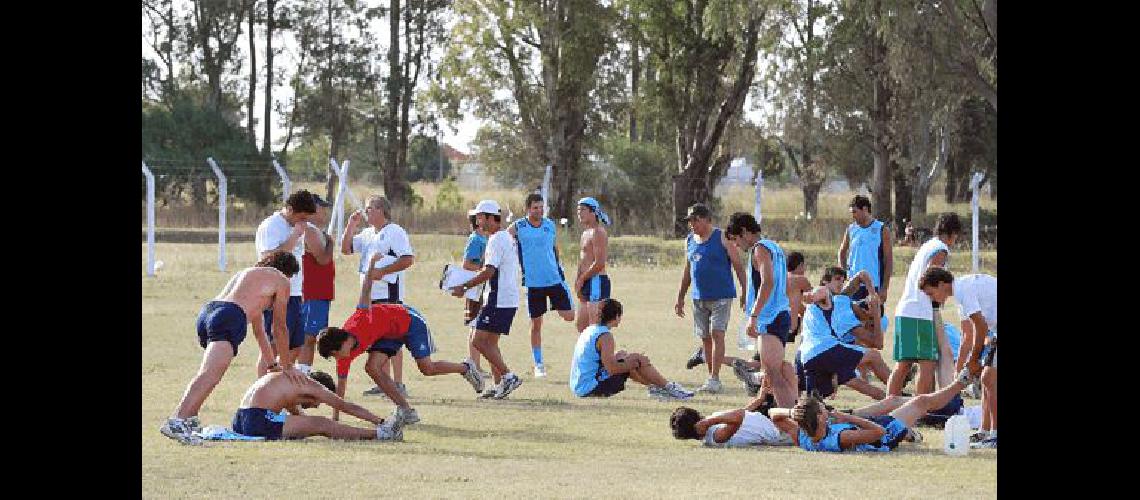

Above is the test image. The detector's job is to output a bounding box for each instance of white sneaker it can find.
[697,378,723,393]
[160,418,202,445]
[494,373,523,399]
[462,359,485,394]
[376,420,403,441]
[183,415,203,434]
[392,406,420,425]
[663,381,695,400]
[534,365,547,378]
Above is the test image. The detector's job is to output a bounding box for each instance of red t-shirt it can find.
[336,304,412,378]
[302,252,335,300]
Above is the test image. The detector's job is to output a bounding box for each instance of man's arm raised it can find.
[309,380,384,425]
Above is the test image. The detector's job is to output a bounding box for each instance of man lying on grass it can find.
[766,367,977,453]
[669,392,795,447]
[232,370,402,441]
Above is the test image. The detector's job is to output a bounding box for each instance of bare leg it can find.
[843,377,886,400]
[282,414,377,440]
[530,316,543,355]
[759,335,796,408]
[982,366,997,432]
[299,336,317,366]
[575,300,592,333]
[915,361,936,394]
[467,328,483,371]
[887,360,913,396]
[174,341,235,418]
[392,350,404,384]
[557,309,575,322]
[932,310,956,389]
[414,356,466,376]
[710,330,726,380]
[861,350,892,383]
[473,331,510,377]
[365,352,409,408]
[627,353,668,387]
[889,379,967,428]
[851,395,911,418]
[701,335,714,378]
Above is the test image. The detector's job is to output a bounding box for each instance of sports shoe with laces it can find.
[663,381,695,400]
[183,415,202,434]
[731,359,753,383]
[159,418,202,445]
[970,431,991,443]
[647,386,669,400]
[906,428,924,443]
[970,436,997,449]
[480,385,499,399]
[392,406,420,425]
[462,359,485,393]
[686,347,705,369]
[376,420,402,441]
[534,364,547,378]
[494,373,523,399]
[698,378,723,393]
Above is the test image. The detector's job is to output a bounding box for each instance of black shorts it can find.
[263,296,305,350]
[586,373,630,397]
[800,344,864,398]
[527,284,573,318]
[757,310,792,346]
[232,408,286,440]
[983,341,997,368]
[788,315,803,343]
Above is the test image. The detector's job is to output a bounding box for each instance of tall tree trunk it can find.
[262,0,275,156]
[630,30,639,143]
[384,0,410,206]
[642,51,655,143]
[246,0,257,147]
[944,147,959,203]
[868,0,892,223]
[892,161,911,237]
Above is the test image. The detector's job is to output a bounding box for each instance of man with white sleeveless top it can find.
[887,213,962,396]
[255,190,318,371]
[340,195,417,397]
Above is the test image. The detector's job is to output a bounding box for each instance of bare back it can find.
[216,267,291,320]
[786,273,813,317]
[578,225,608,276]
[239,372,318,411]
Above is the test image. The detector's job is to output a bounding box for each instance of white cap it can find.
[468,199,501,216]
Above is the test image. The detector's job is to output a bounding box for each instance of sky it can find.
[142,2,771,156]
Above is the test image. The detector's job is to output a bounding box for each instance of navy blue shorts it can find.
[586,372,630,397]
[367,307,436,359]
[232,408,287,440]
[868,415,909,450]
[579,274,611,302]
[527,283,573,318]
[301,299,331,336]
[263,295,304,350]
[757,310,793,346]
[475,305,517,335]
[196,301,248,356]
[801,344,865,398]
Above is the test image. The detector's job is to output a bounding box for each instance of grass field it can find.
[142,236,997,498]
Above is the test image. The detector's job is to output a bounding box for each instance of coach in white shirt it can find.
[340,194,416,395]
[254,190,317,371]
[450,200,523,399]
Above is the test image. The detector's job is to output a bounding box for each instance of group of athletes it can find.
[159,188,997,453]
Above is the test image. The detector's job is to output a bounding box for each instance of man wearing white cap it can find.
[450,200,524,399]
[574,197,611,333]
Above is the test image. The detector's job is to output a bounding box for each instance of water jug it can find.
[943,414,970,456]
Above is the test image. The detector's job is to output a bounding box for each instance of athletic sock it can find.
[532,347,544,366]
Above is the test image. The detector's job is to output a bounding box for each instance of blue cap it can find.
[577,197,611,225]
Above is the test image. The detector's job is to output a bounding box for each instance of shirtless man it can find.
[160,251,308,445]
[785,251,814,344]
[574,197,611,333]
[231,370,402,441]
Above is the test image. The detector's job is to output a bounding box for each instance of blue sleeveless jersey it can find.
[798,299,866,363]
[830,295,864,344]
[798,422,892,453]
[687,228,736,300]
[569,325,612,396]
[513,217,564,287]
[745,239,790,325]
[846,220,884,290]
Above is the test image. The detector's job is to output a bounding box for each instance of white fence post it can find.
[969,171,985,273]
[753,169,764,225]
[207,157,227,272]
[542,164,552,217]
[142,162,156,277]
[328,158,362,244]
[272,158,291,205]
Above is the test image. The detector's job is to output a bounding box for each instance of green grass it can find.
[142,237,996,498]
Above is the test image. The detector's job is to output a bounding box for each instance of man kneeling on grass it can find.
[765,367,978,453]
[569,298,695,401]
[233,370,402,441]
[669,392,795,447]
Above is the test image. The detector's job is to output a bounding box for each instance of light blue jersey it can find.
[798,421,896,453]
[830,295,864,344]
[846,220,885,290]
[464,231,487,265]
[798,301,865,363]
[745,239,791,326]
[569,325,612,397]
[513,217,564,287]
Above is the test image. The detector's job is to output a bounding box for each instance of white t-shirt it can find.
[351,223,415,302]
[482,229,521,308]
[702,411,790,447]
[894,237,950,320]
[255,212,303,296]
[954,274,997,334]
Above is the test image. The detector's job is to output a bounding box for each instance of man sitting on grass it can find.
[766,367,977,453]
[669,393,795,447]
[232,370,402,441]
[569,298,695,401]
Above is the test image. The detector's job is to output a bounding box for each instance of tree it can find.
[407,134,452,181]
[435,0,617,220]
[632,0,772,235]
[923,0,996,110]
[188,0,249,115]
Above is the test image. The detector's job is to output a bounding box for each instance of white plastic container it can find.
[943,414,970,456]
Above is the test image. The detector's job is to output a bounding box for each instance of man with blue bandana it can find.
[510,193,574,378]
[574,197,611,333]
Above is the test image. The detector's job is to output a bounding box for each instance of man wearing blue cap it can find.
[574,197,611,333]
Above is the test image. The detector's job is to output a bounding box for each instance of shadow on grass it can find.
[416,396,688,416]
[412,423,601,446]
